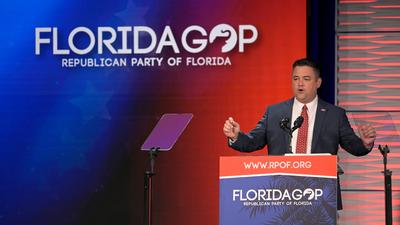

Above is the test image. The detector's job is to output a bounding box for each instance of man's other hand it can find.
[358,124,376,149]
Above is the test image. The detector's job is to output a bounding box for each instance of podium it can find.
[220,155,337,225]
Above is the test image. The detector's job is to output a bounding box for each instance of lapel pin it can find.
[321,108,327,112]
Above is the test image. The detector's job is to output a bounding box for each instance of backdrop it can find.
[0,0,305,224]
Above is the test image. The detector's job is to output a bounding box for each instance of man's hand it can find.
[358,124,376,149]
[223,117,240,141]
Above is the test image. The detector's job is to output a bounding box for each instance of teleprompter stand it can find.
[379,145,392,225]
[141,113,193,225]
[143,147,159,225]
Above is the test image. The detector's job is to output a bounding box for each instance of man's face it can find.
[292,65,322,104]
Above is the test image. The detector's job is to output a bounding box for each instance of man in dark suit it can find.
[222,58,376,210]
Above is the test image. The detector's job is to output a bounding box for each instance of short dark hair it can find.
[292,58,320,78]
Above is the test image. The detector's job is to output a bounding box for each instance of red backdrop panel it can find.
[131,1,306,224]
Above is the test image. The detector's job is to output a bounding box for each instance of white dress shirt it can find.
[291,96,318,154]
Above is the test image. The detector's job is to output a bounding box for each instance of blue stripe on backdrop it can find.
[0,1,151,224]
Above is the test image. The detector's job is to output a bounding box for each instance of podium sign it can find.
[220,155,337,225]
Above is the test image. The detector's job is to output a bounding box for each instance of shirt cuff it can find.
[228,138,237,145]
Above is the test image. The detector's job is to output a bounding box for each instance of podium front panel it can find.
[220,155,337,225]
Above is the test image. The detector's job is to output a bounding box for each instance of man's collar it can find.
[294,96,318,110]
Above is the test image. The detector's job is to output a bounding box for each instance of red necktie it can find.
[296,105,308,153]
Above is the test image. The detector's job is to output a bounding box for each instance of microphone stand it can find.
[280,118,293,153]
[379,145,392,225]
[280,116,303,154]
[287,130,293,154]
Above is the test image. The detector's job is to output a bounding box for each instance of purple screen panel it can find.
[141,113,193,151]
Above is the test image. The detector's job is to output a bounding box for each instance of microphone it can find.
[291,116,304,132]
[279,117,291,137]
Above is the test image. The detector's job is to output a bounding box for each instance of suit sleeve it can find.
[229,109,268,152]
[338,109,371,156]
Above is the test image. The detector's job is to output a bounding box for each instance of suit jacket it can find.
[230,98,372,209]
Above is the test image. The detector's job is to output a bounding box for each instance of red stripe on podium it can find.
[219,155,336,178]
